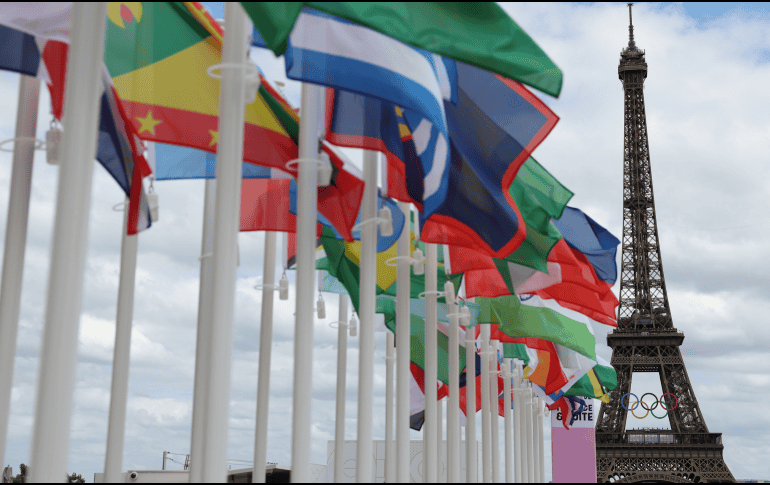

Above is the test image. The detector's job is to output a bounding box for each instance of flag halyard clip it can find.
[285,156,333,187]
[385,247,424,274]
[206,62,261,101]
[352,207,394,237]
[0,136,46,153]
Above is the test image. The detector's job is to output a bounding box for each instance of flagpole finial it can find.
[628,3,636,48]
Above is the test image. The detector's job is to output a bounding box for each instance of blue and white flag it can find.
[253,7,456,218]
[149,143,291,181]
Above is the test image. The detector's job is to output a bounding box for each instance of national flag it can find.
[159,138,366,242]
[290,184,404,253]
[0,24,40,76]
[325,92,424,209]
[104,2,297,177]
[409,362,449,431]
[523,240,619,326]
[317,225,462,313]
[565,356,617,403]
[450,156,573,276]
[150,143,290,180]
[552,206,620,285]
[242,2,563,97]
[411,61,559,258]
[0,15,152,234]
[239,179,321,236]
[251,7,454,218]
[478,294,598,360]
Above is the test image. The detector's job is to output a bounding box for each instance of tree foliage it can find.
[9,464,85,483]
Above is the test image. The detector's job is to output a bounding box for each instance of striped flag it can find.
[252,7,454,219]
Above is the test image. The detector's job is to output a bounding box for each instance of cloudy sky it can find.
[0,2,769,482]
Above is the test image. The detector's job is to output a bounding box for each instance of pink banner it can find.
[551,399,597,483]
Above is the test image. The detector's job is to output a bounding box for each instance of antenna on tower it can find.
[628,3,636,48]
[628,3,635,46]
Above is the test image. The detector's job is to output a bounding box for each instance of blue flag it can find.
[252,7,455,218]
[412,61,559,258]
[151,143,288,181]
[553,207,620,285]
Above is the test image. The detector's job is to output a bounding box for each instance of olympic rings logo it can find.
[621,393,678,419]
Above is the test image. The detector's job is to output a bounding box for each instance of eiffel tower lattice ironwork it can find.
[594,4,734,483]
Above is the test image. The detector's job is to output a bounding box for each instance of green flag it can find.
[565,358,618,401]
[503,157,573,272]
[376,296,471,385]
[478,295,597,360]
[242,2,563,97]
[317,226,462,313]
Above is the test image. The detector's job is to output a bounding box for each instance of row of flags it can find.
[0,1,618,435]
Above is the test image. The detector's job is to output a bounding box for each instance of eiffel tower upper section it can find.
[616,2,674,335]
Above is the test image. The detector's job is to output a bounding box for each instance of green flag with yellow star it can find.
[104,2,296,171]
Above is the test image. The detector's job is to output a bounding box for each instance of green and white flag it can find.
[243,2,563,97]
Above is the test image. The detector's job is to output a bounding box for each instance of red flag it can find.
[525,241,618,325]
[239,179,323,235]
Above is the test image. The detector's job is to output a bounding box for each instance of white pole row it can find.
[479,325,491,483]
[28,4,107,481]
[200,3,250,480]
[423,243,438,483]
[464,322,477,484]
[356,149,379,483]
[385,331,395,483]
[395,201,411,483]
[503,358,513,483]
[446,283,460,483]
[333,295,349,483]
[103,200,139,482]
[291,77,323,482]
[513,361,523,484]
[254,231,277,483]
[489,339,500,484]
[0,74,39,466]
[190,179,216,481]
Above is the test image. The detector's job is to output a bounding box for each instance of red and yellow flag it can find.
[104,2,296,171]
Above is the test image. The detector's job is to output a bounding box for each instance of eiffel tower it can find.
[594,4,735,483]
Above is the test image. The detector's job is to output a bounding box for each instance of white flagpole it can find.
[253,231,277,483]
[479,325,491,483]
[463,321,477,484]
[503,358,513,483]
[334,295,349,483]
[489,340,500,483]
[395,202,411,483]
[190,179,216,481]
[356,150,378,483]
[0,74,39,466]
[437,396,443,482]
[512,362,523,484]
[104,200,139,482]
[525,389,535,483]
[532,395,540,483]
[28,4,107,481]
[446,285,460,483]
[423,243,438,483]
[385,331,395,483]
[537,398,545,483]
[200,3,249,481]
[291,81,323,484]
